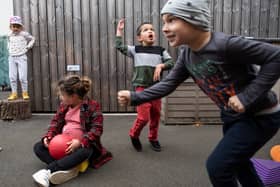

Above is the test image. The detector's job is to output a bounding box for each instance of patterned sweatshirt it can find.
[8,31,35,56]
[130,32,280,114]
[116,36,174,87]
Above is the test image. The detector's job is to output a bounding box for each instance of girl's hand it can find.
[65,139,81,154]
[153,64,165,81]
[117,90,131,106]
[43,137,50,148]
[116,18,125,36]
[228,95,245,113]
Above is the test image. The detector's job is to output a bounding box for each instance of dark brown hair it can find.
[136,22,153,36]
[57,75,91,99]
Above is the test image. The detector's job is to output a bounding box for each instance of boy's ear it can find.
[137,35,143,42]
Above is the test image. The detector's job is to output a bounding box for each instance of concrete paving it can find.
[0,114,280,187]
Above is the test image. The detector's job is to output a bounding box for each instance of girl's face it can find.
[137,24,156,46]
[59,91,80,107]
[10,24,22,33]
[162,14,199,47]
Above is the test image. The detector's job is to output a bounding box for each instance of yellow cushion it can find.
[79,160,89,173]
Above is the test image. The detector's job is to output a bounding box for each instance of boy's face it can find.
[162,14,198,47]
[137,24,156,46]
[10,24,22,33]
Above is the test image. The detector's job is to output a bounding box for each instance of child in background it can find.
[32,75,112,187]
[116,18,174,152]
[118,0,280,186]
[7,16,35,100]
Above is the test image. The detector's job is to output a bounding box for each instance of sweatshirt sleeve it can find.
[162,50,174,70]
[226,36,280,108]
[44,104,66,140]
[131,48,190,105]
[81,101,103,148]
[23,31,35,49]
[115,36,135,57]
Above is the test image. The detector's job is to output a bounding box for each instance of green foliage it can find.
[0,36,9,86]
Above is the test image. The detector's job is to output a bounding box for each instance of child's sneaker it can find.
[149,140,161,152]
[7,93,17,100]
[32,169,51,187]
[22,91,30,100]
[130,137,142,152]
[49,166,79,185]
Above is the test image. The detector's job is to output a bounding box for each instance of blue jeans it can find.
[206,110,280,187]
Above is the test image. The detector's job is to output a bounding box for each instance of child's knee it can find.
[206,155,223,177]
[206,154,234,180]
[136,117,149,125]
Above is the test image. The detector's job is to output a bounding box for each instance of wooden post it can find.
[0,99,31,120]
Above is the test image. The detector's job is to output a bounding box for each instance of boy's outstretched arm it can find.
[115,18,129,55]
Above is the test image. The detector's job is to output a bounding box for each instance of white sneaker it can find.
[32,169,51,187]
[49,167,79,185]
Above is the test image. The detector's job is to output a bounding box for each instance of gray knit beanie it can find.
[161,0,211,31]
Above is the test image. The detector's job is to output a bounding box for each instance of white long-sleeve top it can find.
[8,31,35,56]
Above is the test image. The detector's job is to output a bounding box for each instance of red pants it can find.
[129,87,161,141]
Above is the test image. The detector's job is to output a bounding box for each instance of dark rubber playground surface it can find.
[0,114,280,187]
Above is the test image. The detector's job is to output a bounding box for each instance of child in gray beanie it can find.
[118,0,280,186]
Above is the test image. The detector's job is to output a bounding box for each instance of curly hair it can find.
[57,75,91,98]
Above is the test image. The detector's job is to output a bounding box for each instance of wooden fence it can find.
[12,0,280,112]
[211,0,280,37]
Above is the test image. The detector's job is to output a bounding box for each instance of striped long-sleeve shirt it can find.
[116,36,174,87]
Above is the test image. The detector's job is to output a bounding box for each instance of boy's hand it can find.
[153,64,165,81]
[228,95,245,113]
[116,18,125,36]
[118,90,131,106]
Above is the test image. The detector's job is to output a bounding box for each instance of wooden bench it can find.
[161,79,221,125]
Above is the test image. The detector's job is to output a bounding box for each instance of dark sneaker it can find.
[91,149,113,169]
[149,140,161,152]
[130,137,142,152]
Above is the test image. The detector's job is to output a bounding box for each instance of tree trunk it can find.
[0,99,31,120]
